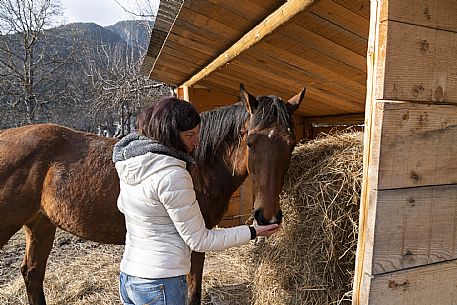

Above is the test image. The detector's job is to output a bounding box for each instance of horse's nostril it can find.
[253,209,264,225]
[254,209,283,225]
[274,210,283,225]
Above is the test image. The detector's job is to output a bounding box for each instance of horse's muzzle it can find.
[254,209,283,225]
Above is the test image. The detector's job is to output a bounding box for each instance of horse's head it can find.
[240,84,305,225]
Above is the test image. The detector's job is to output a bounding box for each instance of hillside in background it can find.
[0,19,170,133]
[106,20,154,52]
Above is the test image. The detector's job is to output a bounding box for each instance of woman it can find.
[113,97,279,305]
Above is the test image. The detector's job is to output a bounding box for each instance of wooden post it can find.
[176,86,185,100]
[352,0,383,302]
[182,85,189,102]
[353,0,457,304]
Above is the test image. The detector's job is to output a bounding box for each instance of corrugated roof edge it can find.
[140,0,184,78]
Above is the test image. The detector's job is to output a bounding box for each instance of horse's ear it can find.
[240,84,258,114]
[286,87,306,114]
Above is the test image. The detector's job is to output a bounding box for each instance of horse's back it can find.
[0,124,115,181]
[0,124,96,162]
[0,124,126,244]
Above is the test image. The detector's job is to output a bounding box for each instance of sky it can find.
[61,0,158,26]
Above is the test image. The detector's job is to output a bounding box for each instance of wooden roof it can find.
[141,0,370,117]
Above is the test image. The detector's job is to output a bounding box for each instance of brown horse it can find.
[0,85,305,305]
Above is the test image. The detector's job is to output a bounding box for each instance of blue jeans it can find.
[119,272,188,305]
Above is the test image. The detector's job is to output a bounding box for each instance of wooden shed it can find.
[141,0,457,304]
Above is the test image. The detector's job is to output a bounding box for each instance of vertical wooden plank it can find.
[352,0,383,303]
[180,85,189,101]
[189,87,252,227]
[303,120,312,140]
[219,178,253,227]
[176,86,185,100]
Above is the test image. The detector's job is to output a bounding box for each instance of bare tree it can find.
[115,0,159,24]
[0,0,72,125]
[83,0,169,137]
[0,0,168,132]
[85,33,171,137]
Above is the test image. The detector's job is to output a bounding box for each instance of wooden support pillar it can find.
[303,120,313,141]
[176,86,186,100]
[353,0,457,304]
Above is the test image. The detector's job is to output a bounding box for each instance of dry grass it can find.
[0,230,124,305]
[0,131,363,305]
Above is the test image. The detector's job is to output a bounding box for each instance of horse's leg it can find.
[21,213,56,305]
[187,251,206,305]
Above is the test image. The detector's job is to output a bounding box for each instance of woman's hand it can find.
[254,223,280,237]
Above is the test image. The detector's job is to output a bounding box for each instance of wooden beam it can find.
[182,0,319,87]
[302,113,365,125]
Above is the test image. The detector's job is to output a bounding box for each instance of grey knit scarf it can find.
[112,132,195,167]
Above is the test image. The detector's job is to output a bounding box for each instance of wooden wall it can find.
[301,113,365,140]
[353,0,457,304]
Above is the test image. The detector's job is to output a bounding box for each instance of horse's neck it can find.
[191,157,248,228]
[192,157,248,202]
[193,103,250,220]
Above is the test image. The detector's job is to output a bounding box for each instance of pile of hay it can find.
[203,131,363,305]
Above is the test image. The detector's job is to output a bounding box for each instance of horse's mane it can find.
[251,95,294,131]
[194,101,248,165]
[193,95,294,165]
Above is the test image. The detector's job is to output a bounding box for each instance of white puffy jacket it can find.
[115,152,251,279]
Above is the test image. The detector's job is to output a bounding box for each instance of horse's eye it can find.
[246,139,253,150]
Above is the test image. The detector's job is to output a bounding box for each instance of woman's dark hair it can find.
[136,97,201,154]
